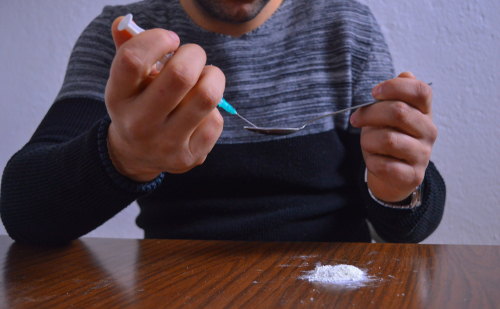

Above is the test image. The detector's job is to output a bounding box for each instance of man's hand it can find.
[105,17,225,182]
[350,72,437,202]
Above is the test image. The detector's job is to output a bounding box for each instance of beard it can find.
[193,0,272,23]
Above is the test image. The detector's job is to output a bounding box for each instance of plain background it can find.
[0,0,499,244]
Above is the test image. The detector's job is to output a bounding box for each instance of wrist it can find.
[365,168,423,209]
[365,170,414,202]
[107,122,161,183]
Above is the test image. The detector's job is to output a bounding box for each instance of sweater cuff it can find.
[97,116,165,194]
[362,161,446,243]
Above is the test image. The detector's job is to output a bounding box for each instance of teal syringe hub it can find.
[218,97,237,115]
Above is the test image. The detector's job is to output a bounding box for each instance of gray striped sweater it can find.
[1,0,445,244]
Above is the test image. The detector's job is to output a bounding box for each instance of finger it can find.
[398,71,416,79]
[372,77,433,114]
[165,65,225,139]
[107,28,180,101]
[111,16,134,51]
[351,100,435,139]
[360,127,430,164]
[137,44,207,120]
[364,153,425,192]
[188,109,224,164]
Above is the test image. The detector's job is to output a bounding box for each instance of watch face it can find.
[411,184,423,208]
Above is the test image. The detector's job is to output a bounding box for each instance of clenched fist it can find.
[105,16,226,182]
[350,72,437,202]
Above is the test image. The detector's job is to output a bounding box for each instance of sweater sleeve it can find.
[0,7,164,245]
[360,161,446,243]
[350,9,446,243]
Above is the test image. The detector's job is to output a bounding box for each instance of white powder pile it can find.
[307,264,364,283]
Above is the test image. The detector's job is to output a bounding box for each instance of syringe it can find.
[118,14,257,128]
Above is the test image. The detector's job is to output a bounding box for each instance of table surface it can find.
[0,236,498,308]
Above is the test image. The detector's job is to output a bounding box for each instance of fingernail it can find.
[372,83,382,97]
[169,31,179,42]
[350,112,356,126]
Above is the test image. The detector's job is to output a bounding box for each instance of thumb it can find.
[111,16,134,51]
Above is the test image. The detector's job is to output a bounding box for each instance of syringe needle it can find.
[236,113,258,128]
[218,98,257,127]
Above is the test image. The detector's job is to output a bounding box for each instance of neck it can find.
[179,0,283,37]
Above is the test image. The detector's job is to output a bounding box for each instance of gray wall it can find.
[1,0,499,244]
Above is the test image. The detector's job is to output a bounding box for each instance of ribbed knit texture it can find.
[1,0,446,244]
[97,116,165,193]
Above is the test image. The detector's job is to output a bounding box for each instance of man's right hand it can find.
[105,17,226,182]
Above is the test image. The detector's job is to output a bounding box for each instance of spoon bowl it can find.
[244,127,302,136]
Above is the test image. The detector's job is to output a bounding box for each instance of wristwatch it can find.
[364,168,423,209]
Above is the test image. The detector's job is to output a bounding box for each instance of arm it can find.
[1,7,226,244]
[0,102,161,244]
[0,8,161,245]
[350,10,446,243]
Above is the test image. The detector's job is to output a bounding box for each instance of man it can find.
[0,0,445,244]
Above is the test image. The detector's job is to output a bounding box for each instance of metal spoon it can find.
[244,82,433,136]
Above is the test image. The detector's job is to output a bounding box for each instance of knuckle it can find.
[169,63,198,89]
[117,47,146,78]
[198,86,220,110]
[383,131,399,150]
[371,158,389,178]
[393,101,411,122]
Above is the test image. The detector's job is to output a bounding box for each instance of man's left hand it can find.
[350,72,438,202]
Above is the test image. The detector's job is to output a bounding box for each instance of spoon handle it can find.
[302,100,380,126]
[302,82,433,127]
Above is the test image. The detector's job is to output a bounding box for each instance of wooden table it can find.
[0,236,498,308]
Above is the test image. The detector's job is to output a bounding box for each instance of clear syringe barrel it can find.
[155,52,174,71]
[118,14,172,72]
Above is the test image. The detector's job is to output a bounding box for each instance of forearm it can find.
[0,99,163,244]
[1,120,129,244]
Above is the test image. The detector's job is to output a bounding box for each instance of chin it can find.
[195,0,271,23]
[224,5,260,22]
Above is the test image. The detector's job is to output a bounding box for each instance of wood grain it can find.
[0,236,498,308]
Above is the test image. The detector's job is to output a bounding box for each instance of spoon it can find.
[244,82,433,136]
